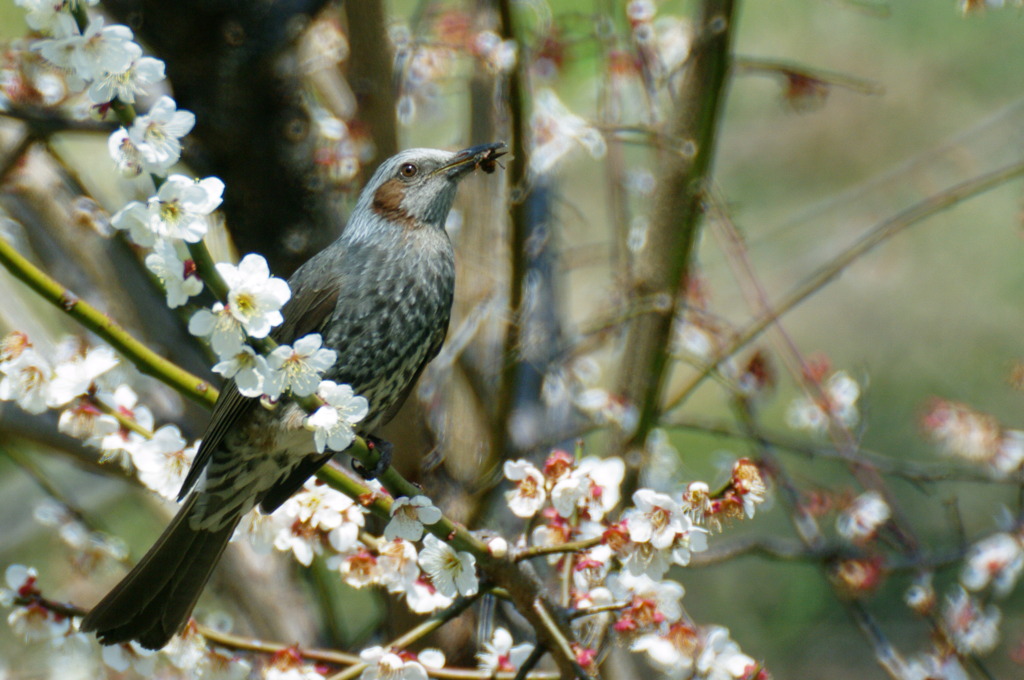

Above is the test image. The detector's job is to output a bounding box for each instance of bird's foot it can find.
[353,435,393,480]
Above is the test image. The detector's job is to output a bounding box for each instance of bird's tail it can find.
[80,493,241,649]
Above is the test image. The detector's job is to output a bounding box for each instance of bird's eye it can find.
[399,163,418,178]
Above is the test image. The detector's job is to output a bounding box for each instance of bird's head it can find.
[347,143,506,240]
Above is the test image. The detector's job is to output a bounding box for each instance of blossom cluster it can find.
[504,451,767,677]
[1,564,253,678]
[20,0,370,450]
[0,331,202,504]
[1,479,471,679]
[920,398,1024,477]
[900,521,1024,672]
[786,368,862,435]
[234,478,479,618]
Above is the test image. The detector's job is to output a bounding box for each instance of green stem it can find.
[0,235,218,408]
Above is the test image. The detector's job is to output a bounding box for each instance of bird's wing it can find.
[176,277,341,501]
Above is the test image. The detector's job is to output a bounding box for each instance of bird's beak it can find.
[437,142,507,179]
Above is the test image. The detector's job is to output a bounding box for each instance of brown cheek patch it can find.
[372,178,419,229]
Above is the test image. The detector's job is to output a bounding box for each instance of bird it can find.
[80,142,507,649]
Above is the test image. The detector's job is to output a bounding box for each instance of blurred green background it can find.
[2,0,1024,678]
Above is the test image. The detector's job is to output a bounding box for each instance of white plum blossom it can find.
[14,0,79,37]
[87,53,164,104]
[305,381,369,453]
[93,384,154,470]
[101,642,158,675]
[943,587,1001,654]
[904,652,969,680]
[327,509,365,556]
[729,458,768,521]
[31,32,86,90]
[619,538,673,579]
[624,489,686,550]
[217,254,291,339]
[132,425,195,499]
[1,564,37,605]
[283,480,359,532]
[472,31,517,73]
[273,522,321,567]
[7,604,73,643]
[617,488,709,571]
[68,19,136,82]
[836,490,891,543]
[197,647,252,680]
[477,628,535,674]
[128,96,196,175]
[378,539,420,594]
[551,456,625,521]
[384,496,442,541]
[992,430,1024,476]
[262,333,336,399]
[417,649,445,671]
[236,510,286,553]
[487,536,509,558]
[530,523,571,565]
[46,344,118,408]
[573,544,614,591]
[3,565,73,644]
[786,370,861,434]
[632,630,695,679]
[961,532,1024,597]
[261,650,324,680]
[695,626,757,680]
[108,128,144,177]
[670,525,708,568]
[608,571,685,625]
[573,387,638,431]
[0,346,52,414]
[110,201,152,243]
[336,550,380,588]
[530,88,606,175]
[162,624,207,672]
[33,18,136,90]
[274,481,365,566]
[145,239,203,308]
[404,578,454,614]
[189,303,246,358]
[418,534,478,598]
[904,573,936,615]
[112,174,224,246]
[503,459,546,518]
[212,345,267,397]
[358,647,428,680]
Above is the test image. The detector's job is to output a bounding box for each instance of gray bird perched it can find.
[81,142,506,649]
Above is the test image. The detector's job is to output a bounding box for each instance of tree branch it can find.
[613,0,737,495]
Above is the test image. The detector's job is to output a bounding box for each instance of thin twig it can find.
[666,159,1024,411]
[733,56,884,96]
[326,591,486,680]
[515,537,602,562]
[665,415,1009,484]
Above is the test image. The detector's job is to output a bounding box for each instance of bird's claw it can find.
[352,435,393,480]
